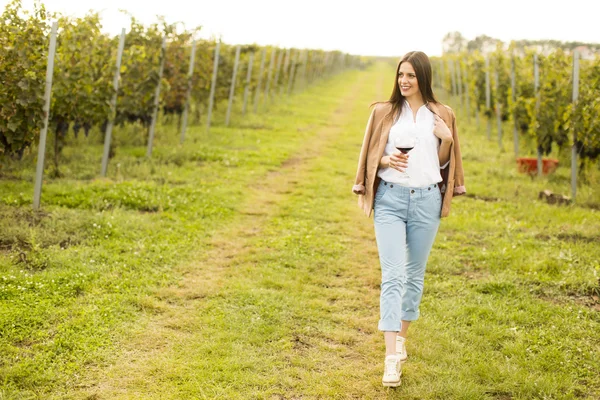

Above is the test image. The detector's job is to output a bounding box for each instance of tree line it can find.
[442,31,600,56]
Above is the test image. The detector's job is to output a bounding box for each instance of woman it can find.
[352,51,465,387]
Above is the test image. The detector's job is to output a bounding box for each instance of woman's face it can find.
[397,62,420,100]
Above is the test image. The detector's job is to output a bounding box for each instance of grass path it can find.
[2,61,599,399]
[67,63,389,399]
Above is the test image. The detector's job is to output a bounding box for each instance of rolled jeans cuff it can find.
[400,310,420,321]
[378,319,401,332]
[378,312,420,332]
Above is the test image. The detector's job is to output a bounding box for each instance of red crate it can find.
[516,157,559,175]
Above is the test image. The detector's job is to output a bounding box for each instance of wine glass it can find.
[394,134,417,178]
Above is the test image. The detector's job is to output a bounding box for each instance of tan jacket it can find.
[352,101,465,218]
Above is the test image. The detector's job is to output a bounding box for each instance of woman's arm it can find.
[433,114,453,166]
[438,138,453,167]
[353,107,377,194]
[450,111,466,195]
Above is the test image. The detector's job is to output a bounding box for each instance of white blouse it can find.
[377,101,447,187]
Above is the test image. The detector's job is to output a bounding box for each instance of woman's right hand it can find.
[382,153,409,172]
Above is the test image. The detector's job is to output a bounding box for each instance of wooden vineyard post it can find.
[511,56,519,157]
[33,21,58,210]
[206,40,221,134]
[180,39,197,144]
[439,59,445,90]
[534,54,542,177]
[287,50,298,94]
[485,56,491,141]
[280,48,291,96]
[225,45,241,126]
[294,50,303,92]
[253,48,266,113]
[147,36,166,158]
[242,52,254,115]
[571,50,580,201]
[456,59,463,113]
[323,52,331,80]
[272,48,284,100]
[101,28,126,176]
[475,85,480,129]
[463,62,470,123]
[299,50,308,91]
[315,52,323,81]
[263,48,276,107]
[449,59,456,97]
[494,70,503,151]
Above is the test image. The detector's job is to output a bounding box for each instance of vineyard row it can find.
[0,0,366,161]
[433,48,599,164]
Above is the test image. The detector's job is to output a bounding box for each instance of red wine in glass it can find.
[393,135,416,177]
[396,146,414,154]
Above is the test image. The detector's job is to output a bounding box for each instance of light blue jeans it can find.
[373,180,441,332]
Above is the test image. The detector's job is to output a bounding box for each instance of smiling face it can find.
[387,51,437,116]
[398,62,420,101]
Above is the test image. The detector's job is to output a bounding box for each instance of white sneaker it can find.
[382,355,402,387]
[396,336,408,362]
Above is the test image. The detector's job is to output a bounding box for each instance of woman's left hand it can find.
[433,115,453,143]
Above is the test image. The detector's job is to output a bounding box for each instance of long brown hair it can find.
[378,51,439,121]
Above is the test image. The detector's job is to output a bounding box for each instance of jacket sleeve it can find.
[352,106,377,195]
[450,110,466,195]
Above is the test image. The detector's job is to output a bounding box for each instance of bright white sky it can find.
[4,0,599,57]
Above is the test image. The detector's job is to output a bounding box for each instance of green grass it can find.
[1,62,599,399]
